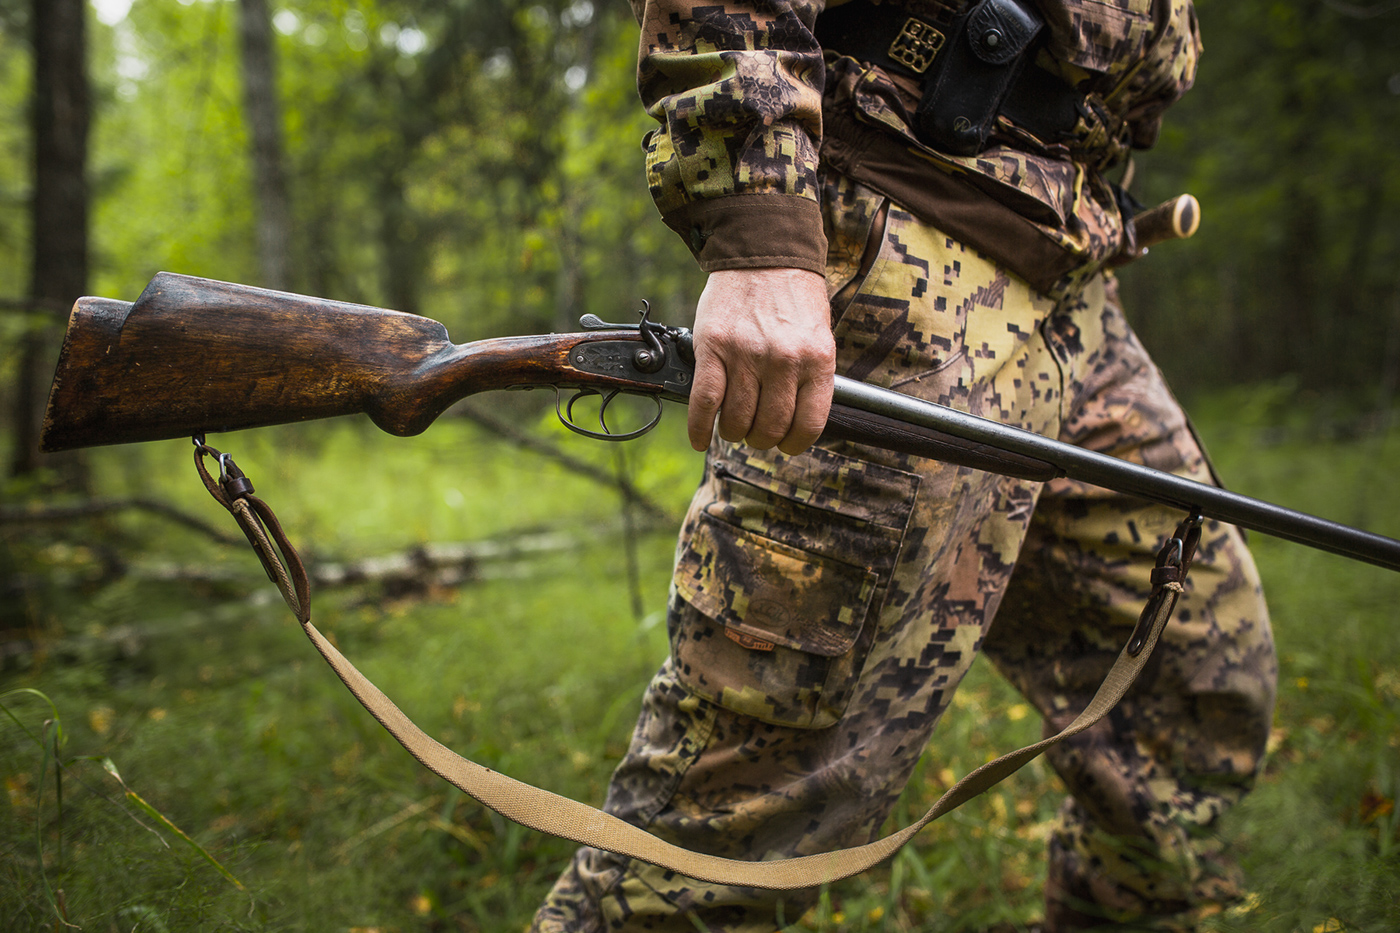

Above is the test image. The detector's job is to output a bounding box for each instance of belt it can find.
[815,0,1089,154]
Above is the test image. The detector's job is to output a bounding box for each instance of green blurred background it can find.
[1,1,1397,931]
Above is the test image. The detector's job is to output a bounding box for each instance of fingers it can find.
[686,344,782,451]
[733,355,828,452]
[777,371,834,455]
[686,348,728,451]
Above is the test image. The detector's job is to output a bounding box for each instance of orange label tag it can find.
[724,627,776,652]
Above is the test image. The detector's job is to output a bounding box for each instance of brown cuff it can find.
[661,195,828,275]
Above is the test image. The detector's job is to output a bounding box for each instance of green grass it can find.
[1182,387,1400,933]
[2,387,1397,932]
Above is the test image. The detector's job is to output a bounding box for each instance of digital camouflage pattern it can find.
[631,0,1202,281]
[530,175,1277,932]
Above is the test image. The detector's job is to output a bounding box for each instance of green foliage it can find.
[1,686,250,929]
[1,413,692,930]
[2,0,1393,404]
[1184,389,1400,933]
[0,0,1393,399]
[1119,0,1400,396]
[63,0,701,336]
[0,12,30,296]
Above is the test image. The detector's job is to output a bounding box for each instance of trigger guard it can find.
[557,388,662,442]
[599,390,663,440]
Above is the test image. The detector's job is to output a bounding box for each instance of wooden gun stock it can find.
[40,273,689,452]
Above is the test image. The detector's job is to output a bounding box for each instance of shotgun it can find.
[41,272,1400,572]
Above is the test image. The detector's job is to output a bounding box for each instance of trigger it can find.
[598,389,623,435]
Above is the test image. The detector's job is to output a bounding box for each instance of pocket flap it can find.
[676,515,879,657]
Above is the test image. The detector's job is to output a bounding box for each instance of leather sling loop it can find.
[193,438,309,623]
[192,440,1201,890]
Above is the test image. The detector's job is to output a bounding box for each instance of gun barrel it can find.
[833,376,1400,573]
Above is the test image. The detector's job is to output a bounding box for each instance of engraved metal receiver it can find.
[560,302,694,441]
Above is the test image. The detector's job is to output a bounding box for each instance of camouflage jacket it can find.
[630,0,1202,292]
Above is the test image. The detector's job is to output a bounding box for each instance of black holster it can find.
[912,0,1045,155]
[816,0,1053,157]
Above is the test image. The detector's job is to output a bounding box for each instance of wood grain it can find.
[40,273,655,451]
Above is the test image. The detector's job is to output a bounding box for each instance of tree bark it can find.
[237,0,292,291]
[12,0,90,478]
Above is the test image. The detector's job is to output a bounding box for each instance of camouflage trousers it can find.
[531,174,1277,932]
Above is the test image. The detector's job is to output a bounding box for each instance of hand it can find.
[687,267,835,456]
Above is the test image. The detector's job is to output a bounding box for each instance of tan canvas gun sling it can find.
[192,435,1200,891]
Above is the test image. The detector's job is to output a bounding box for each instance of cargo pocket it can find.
[670,443,919,729]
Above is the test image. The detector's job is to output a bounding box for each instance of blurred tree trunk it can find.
[1278,186,1321,381]
[1334,178,1385,380]
[377,166,421,316]
[11,0,89,479]
[237,0,291,291]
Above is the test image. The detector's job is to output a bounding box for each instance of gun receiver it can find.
[41,273,1400,573]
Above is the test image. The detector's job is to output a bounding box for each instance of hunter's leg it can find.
[531,180,1070,932]
[984,278,1278,931]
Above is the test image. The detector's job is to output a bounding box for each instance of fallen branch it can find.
[0,497,244,547]
[313,530,587,587]
[23,520,658,602]
[2,522,662,664]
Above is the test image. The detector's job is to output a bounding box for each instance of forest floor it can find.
[2,385,1397,932]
